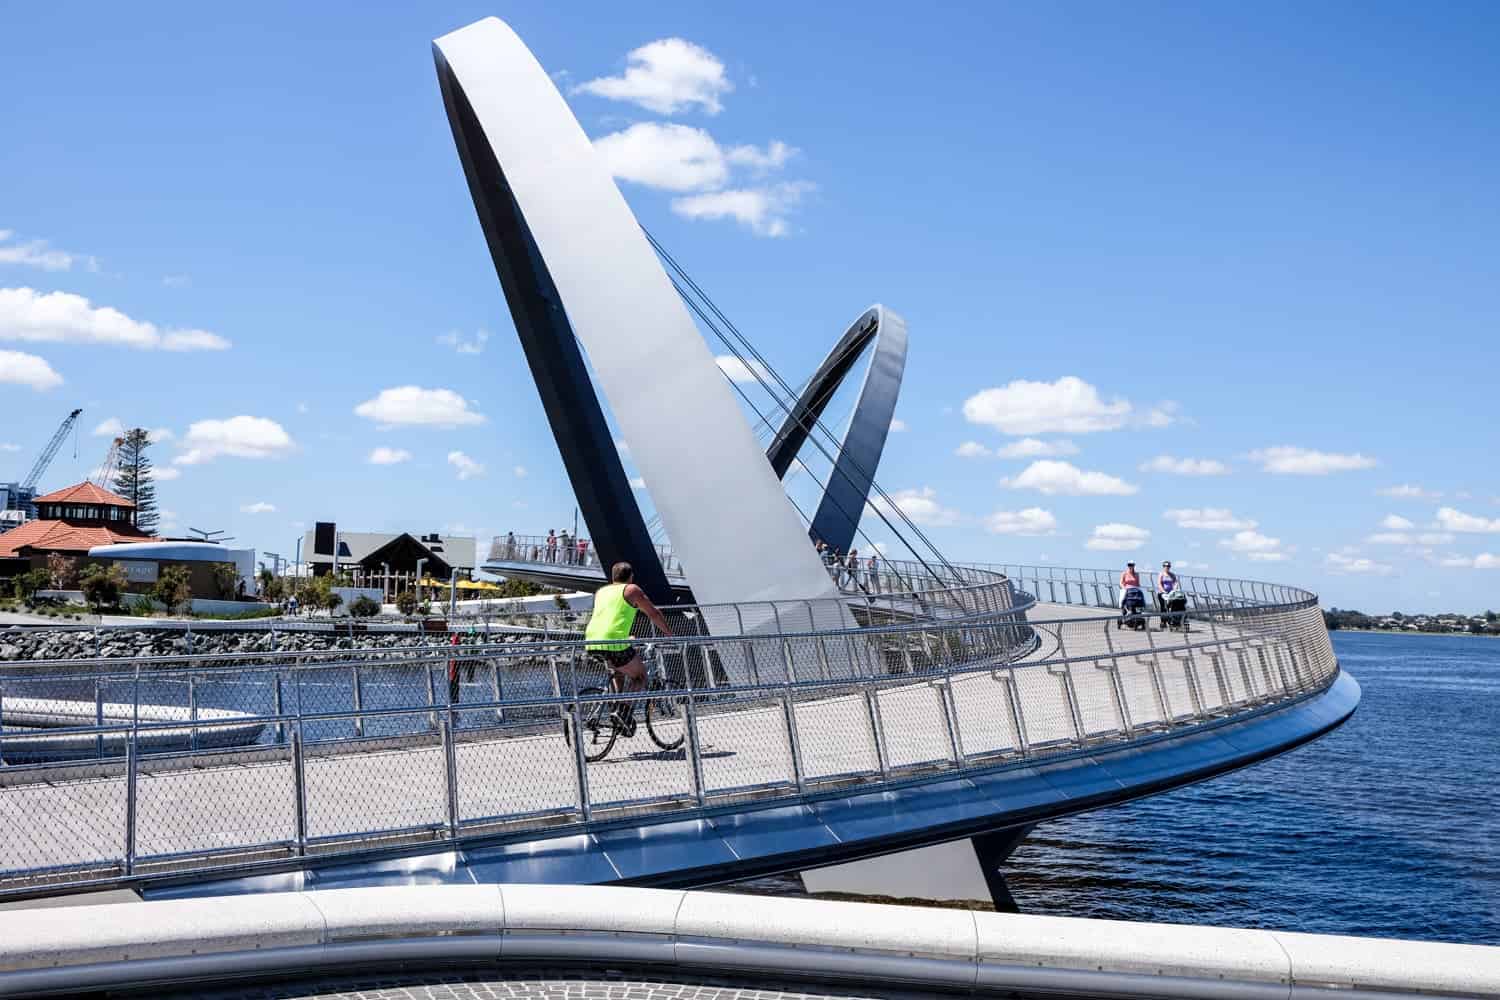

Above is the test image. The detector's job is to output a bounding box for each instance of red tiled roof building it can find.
[0,481,153,560]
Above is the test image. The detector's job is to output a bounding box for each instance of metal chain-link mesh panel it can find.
[694,694,798,805]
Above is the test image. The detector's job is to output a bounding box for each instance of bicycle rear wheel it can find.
[565,686,618,762]
[645,678,687,751]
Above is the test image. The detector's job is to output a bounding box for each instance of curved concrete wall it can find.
[0,885,1496,998]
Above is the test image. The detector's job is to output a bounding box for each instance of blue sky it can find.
[2,1,1497,612]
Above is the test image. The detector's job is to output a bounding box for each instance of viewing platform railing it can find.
[0,565,1338,898]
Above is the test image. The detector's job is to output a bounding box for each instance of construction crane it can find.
[2,408,83,525]
[93,436,124,489]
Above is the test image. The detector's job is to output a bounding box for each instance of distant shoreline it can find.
[1333,627,1497,639]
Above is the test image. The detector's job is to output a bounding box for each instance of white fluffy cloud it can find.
[871,486,960,528]
[1086,523,1150,551]
[1325,552,1392,575]
[962,377,1132,436]
[1164,508,1257,531]
[1438,553,1500,570]
[1002,460,1137,496]
[367,446,412,465]
[714,354,772,384]
[1247,446,1376,475]
[1435,506,1500,533]
[672,181,813,237]
[594,123,731,192]
[574,38,731,115]
[0,442,19,452]
[447,451,484,480]
[513,465,528,479]
[1221,530,1288,561]
[0,349,63,390]
[92,417,124,437]
[0,230,94,272]
[240,501,277,514]
[1376,483,1442,500]
[888,418,908,433]
[175,416,295,465]
[436,329,489,355]
[955,441,991,458]
[984,507,1058,536]
[354,387,484,428]
[1381,514,1414,531]
[1140,455,1230,476]
[153,466,181,481]
[0,287,229,351]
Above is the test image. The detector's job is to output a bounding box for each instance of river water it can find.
[735,631,1500,944]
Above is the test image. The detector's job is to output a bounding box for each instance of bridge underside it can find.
[140,672,1357,903]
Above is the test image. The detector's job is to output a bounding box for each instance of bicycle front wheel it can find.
[566,686,618,762]
[645,679,687,751]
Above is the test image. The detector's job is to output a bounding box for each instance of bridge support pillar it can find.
[799,825,1033,910]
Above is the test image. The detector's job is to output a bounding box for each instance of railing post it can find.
[781,691,807,795]
[351,665,364,738]
[94,679,104,759]
[569,701,592,824]
[123,732,138,874]
[273,672,285,744]
[425,661,437,731]
[684,693,707,808]
[291,722,308,856]
[864,685,890,780]
[441,711,460,838]
[937,679,965,766]
[1003,669,1029,756]
[188,674,198,751]
[491,658,504,724]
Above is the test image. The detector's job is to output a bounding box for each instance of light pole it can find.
[294,536,302,581]
[449,568,458,617]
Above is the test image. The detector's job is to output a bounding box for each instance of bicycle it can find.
[564,644,687,762]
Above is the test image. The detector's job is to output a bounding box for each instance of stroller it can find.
[1159,586,1189,632]
[1118,586,1148,630]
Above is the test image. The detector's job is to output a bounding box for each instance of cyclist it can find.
[583,561,672,735]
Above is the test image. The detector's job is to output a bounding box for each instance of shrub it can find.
[152,565,193,615]
[79,563,128,611]
[395,590,419,616]
[46,553,79,590]
[212,562,240,600]
[349,595,380,617]
[128,595,156,617]
[13,568,50,603]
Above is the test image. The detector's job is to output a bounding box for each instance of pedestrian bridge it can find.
[0,563,1356,905]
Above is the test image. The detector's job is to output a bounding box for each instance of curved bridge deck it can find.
[0,565,1353,902]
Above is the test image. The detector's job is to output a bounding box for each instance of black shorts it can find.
[589,646,638,670]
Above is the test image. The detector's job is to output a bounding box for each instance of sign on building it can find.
[114,560,159,584]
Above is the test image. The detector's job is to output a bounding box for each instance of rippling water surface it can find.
[739,632,1500,944]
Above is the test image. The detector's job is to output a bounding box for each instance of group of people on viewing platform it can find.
[814,538,883,593]
[501,529,593,566]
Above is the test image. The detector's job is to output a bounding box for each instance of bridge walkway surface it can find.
[0,563,1351,901]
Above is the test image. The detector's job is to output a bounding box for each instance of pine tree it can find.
[113,428,159,534]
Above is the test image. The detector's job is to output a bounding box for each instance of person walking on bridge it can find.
[584,562,672,735]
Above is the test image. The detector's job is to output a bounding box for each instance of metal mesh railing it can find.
[0,564,1338,895]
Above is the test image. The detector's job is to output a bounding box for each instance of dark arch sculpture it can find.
[765,304,908,554]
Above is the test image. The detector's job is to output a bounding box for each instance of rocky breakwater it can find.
[0,626,561,664]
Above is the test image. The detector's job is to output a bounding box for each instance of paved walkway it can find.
[159,971,932,1000]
